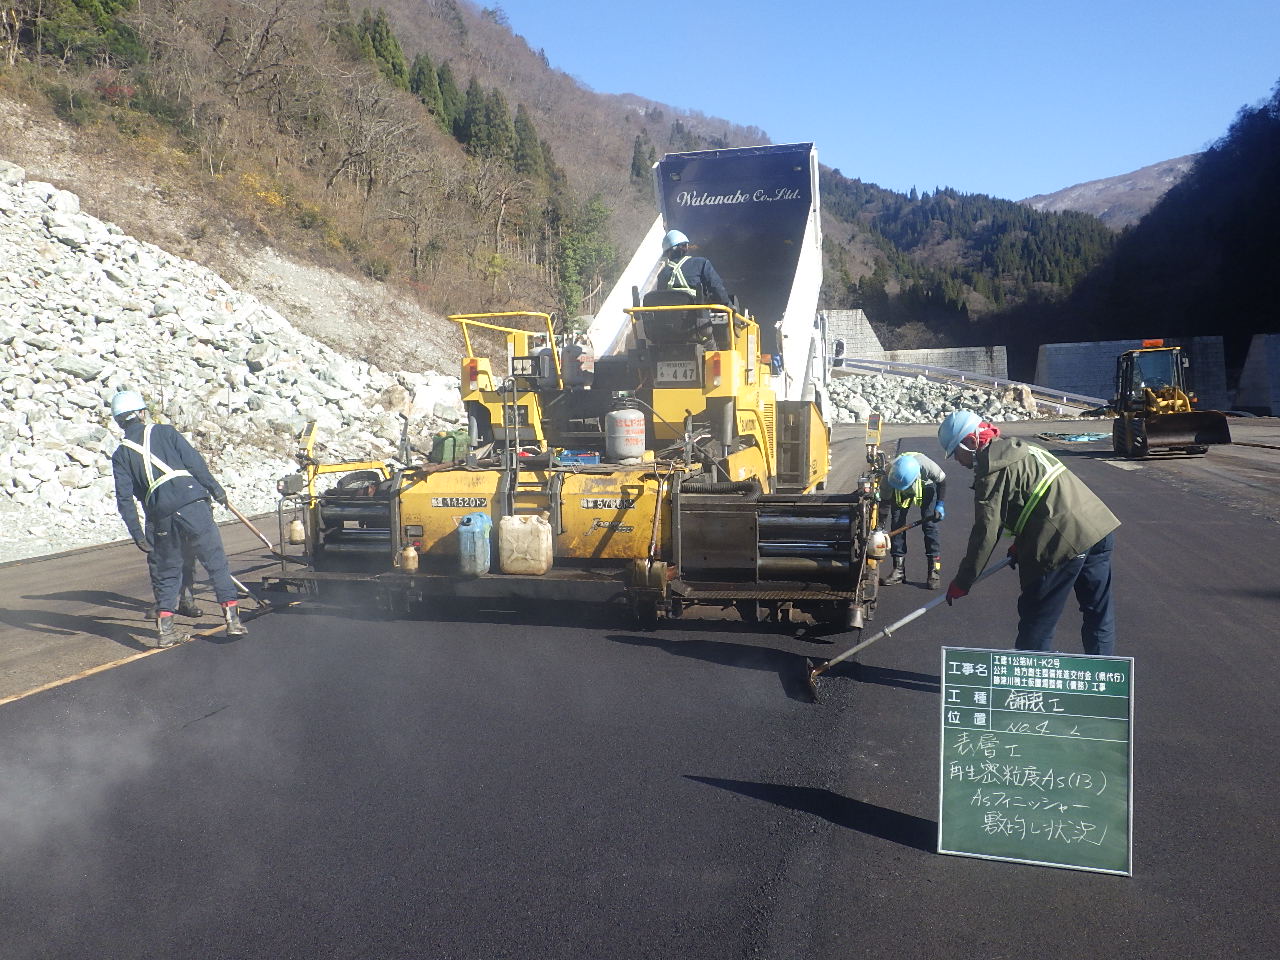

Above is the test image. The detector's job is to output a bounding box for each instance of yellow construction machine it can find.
[1111,341,1232,458]
[266,305,888,629]
[265,143,892,629]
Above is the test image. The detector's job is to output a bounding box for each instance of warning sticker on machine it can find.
[580,497,637,510]
[431,497,488,508]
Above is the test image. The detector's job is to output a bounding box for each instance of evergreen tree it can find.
[458,77,487,149]
[556,195,616,316]
[436,62,464,136]
[357,8,409,88]
[482,88,515,161]
[409,52,443,117]
[630,134,652,180]
[513,104,545,179]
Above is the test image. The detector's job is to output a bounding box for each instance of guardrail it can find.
[831,357,1107,413]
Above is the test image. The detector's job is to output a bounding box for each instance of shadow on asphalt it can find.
[0,604,150,648]
[685,776,935,851]
[23,589,150,613]
[608,633,819,703]
[850,663,940,694]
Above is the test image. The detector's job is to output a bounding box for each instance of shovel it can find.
[222,500,309,566]
[804,555,1013,702]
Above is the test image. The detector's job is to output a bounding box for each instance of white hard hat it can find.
[110,390,146,418]
[662,229,690,252]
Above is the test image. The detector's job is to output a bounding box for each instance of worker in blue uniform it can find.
[110,390,247,646]
[655,229,731,307]
[881,451,947,588]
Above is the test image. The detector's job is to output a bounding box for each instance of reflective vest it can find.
[1006,445,1066,536]
[119,425,193,504]
[894,452,925,508]
[663,255,697,297]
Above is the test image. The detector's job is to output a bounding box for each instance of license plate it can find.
[656,360,698,383]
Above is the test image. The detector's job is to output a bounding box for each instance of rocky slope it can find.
[0,159,462,563]
[1022,155,1198,229]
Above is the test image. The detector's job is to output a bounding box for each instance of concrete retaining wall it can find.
[1034,337,1229,409]
[823,309,883,360]
[1235,334,1280,414]
[883,346,1008,379]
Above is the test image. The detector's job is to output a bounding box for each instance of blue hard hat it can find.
[887,454,922,490]
[938,410,982,458]
[110,389,146,418]
[662,229,690,252]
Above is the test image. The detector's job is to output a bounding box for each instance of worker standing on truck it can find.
[881,452,946,589]
[937,411,1119,656]
[109,390,247,646]
[656,229,731,307]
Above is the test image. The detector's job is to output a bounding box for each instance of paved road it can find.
[0,421,1277,958]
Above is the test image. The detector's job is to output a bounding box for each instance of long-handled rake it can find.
[804,555,1013,702]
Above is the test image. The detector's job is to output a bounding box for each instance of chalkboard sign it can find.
[937,648,1134,875]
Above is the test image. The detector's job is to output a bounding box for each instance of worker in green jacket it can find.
[937,411,1120,656]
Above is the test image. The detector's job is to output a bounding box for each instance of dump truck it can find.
[1111,341,1232,458]
[265,144,889,629]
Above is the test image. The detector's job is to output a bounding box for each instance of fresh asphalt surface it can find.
[1,422,1278,959]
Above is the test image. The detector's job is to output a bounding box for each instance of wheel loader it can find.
[1111,341,1231,458]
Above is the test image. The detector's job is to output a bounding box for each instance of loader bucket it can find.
[1145,411,1232,449]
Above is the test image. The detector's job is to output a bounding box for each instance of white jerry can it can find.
[498,515,554,575]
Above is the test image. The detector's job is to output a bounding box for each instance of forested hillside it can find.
[818,171,1117,351]
[982,81,1280,379]
[1,0,759,324]
[8,0,1231,372]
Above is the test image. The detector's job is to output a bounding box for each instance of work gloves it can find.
[945,581,967,606]
[134,538,153,554]
[214,494,228,507]
[931,501,945,522]
[1007,543,1018,569]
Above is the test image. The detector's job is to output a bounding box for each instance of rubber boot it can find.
[155,612,188,648]
[222,601,248,637]
[881,556,906,585]
[176,586,202,618]
[926,555,942,590]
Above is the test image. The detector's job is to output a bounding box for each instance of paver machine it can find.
[265,143,889,629]
[268,307,886,629]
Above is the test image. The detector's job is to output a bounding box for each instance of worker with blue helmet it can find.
[881,450,947,588]
[937,410,1121,656]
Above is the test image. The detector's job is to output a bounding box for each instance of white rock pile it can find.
[0,159,462,563]
[828,372,1043,424]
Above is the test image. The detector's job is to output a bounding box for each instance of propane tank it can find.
[287,518,306,544]
[398,543,419,573]
[868,530,891,559]
[605,396,646,462]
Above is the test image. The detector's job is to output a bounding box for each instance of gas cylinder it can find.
[398,543,419,572]
[287,518,306,544]
[458,512,493,576]
[605,400,646,462]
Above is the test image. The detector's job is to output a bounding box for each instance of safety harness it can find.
[119,425,193,504]
[663,255,698,298]
[1007,445,1066,536]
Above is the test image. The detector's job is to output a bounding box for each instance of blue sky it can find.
[487,0,1279,200]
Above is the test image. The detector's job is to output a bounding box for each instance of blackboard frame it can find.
[937,647,1134,875]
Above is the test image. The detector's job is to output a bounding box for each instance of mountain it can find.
[1021,155,1198,229]
[982,83,1280,377]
